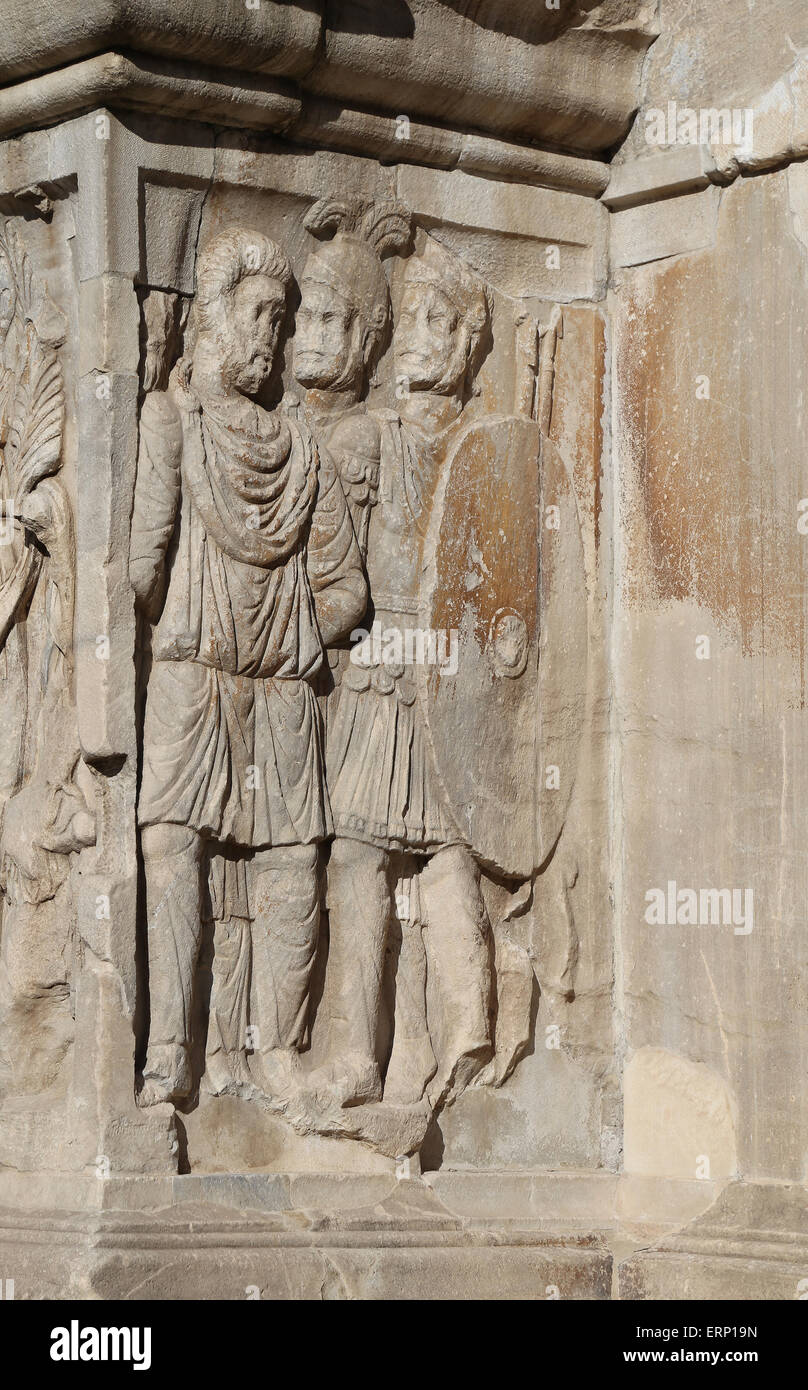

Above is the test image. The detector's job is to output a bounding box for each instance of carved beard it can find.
[214,314,274,397]
[429,335,475,397]
[397,330,474,400]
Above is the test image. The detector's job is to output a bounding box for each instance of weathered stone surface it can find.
[0,2,655,152]
[612,170,808,1190]
[619,1182,808,1301]
[0,0,804,1305]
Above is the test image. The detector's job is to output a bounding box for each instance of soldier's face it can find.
[394,281,465,393]
[293,279,363,390]
[220,273,286,395]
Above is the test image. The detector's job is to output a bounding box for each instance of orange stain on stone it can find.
[618,192,808,666]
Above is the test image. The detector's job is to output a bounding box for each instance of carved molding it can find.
[0,1,657,154]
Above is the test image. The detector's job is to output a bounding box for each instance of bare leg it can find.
[250,842,320,1101]
[384,873,437,1104]
[140,821,206,1106]
[204,854,253,1095]
[312,837,392,1105]
[421,845,493,1103]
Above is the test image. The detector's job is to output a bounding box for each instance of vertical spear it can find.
[538,303,563,438]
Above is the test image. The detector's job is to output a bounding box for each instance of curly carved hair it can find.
[195,228,293,333]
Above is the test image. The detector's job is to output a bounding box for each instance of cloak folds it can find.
[137,381,364,849]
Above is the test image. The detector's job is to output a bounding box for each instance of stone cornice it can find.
[0,0,658,155]
[0,51,611,197]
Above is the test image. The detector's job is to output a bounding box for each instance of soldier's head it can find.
[394,239,492,400]
[194,229,292,397]
[294,198,410,397]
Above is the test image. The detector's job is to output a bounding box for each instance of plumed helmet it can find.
[301,197,412,344]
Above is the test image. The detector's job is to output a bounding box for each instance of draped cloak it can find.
[133,374,365,849]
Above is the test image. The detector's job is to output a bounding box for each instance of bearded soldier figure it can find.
[320,238,496,1109]
[130,228,366,1107]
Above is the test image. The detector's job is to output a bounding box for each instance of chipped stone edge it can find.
[603,144,719,210]
[605,49,808,212]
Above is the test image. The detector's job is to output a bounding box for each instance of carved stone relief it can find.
[1,0,805,1311]
[132,228,367,1112]
[0,217,94,1100]
[130,203,586,1159]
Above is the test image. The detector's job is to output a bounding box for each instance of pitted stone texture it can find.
[0,1,655,153]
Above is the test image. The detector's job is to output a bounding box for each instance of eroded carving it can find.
[0,218,94,1100]
[131,214,585,1161]
[131,228,367,1108]
[317,239,498,1130]
[292,195,411,557]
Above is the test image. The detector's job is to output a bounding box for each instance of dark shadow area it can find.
[326,0,415,39]
[419,1108,445,1171]
[173,1113,190,1174]
[306,904,330,1049]
[186,900,215,1112]
[408,0,593,45]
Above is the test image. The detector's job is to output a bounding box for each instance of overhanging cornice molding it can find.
[0,51,611,197]
[0,0,658,156]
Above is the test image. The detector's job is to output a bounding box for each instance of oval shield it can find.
[417,415,586,878]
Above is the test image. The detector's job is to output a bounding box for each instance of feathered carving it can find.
[302,198,355,239]
[358,201,412,259]
[0,217,66,349]
[0,216,66,500]
[0,218,32,322]
[303,196,411,260]
[6,325,65,500]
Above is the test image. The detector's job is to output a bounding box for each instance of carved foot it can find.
[202,1047,254,1098]
[139,1043,192,1107]
[303,1052,382,1109]
[252,1047,302,1106]
[383,1033,437,1106]
[428,1039,493,1108]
